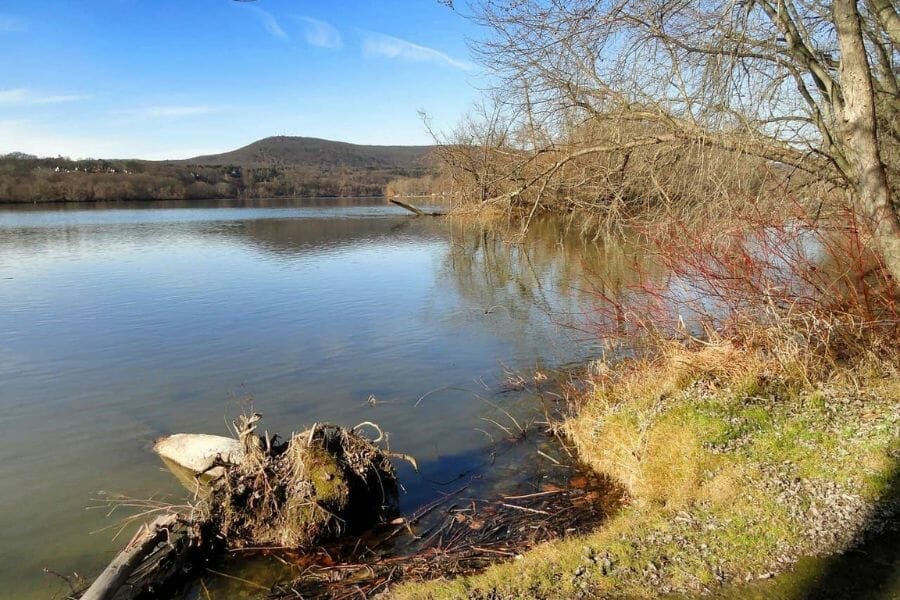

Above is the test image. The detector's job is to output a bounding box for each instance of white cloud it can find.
[129,105,218,118]
[297,16,341,49]
[362,32,474,71]
[0,14,26,32]
[0,88,90,106]
[249,6,287,40]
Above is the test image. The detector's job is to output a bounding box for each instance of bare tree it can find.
[456,0,899,284]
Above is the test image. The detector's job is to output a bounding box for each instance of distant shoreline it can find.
[0,195,386,206]
[0,194,449,206]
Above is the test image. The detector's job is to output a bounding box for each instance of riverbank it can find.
[393,330,899,598]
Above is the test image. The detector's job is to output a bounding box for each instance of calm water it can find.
[0,199,625,599]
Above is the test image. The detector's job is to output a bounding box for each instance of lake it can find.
[0,199,630,599]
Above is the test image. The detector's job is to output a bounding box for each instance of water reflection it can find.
[0,200,638,599]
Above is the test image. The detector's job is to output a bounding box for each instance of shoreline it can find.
[392,343,899,599]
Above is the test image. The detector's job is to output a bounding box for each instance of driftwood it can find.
[80,514,179,600]
[389,199,444,216]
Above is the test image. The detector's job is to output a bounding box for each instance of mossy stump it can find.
[203,415,399,549]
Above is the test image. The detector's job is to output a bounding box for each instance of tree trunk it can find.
[834,0,900,288]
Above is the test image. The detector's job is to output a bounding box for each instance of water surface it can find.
[0,199,622,599]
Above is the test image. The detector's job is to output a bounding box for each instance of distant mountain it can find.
[177,136,434,170]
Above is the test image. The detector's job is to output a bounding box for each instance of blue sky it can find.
[0,1,483,159]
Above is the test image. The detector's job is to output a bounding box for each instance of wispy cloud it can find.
[0,14,26,32]
[362,32,474,71]
[128,105,219,118]
[249,6,287,40]
[0,88,89,106]
[296,16,341,49]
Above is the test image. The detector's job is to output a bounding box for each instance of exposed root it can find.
[202,416,399,550]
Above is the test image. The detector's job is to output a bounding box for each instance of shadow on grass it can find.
[715,461,899,600]
[799,460,900,600]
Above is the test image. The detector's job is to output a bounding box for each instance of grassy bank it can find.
[393,326,898,598]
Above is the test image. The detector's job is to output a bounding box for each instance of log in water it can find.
[390,198,445,216]
[80,514,179,600]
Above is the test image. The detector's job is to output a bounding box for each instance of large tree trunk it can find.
[834,0,900,288]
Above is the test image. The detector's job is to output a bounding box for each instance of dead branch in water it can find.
[79,514,180,600]
[390,198,445,217]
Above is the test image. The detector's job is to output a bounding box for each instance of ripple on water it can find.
[0,200,612,599]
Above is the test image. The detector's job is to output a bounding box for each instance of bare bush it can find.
[436,0,899,283]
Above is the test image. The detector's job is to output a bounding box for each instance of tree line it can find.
[0,154,425,202]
